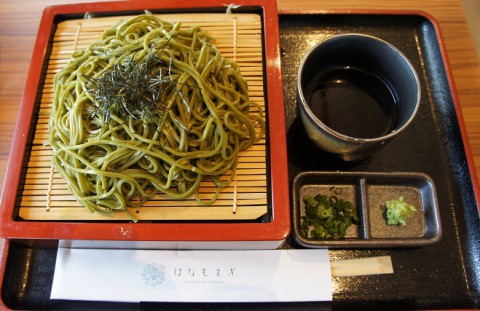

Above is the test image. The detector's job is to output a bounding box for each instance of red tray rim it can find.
[0,0,291,243]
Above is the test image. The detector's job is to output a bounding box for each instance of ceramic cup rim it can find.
[297,33,421,144]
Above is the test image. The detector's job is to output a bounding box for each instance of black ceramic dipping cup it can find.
[297,34,421,162]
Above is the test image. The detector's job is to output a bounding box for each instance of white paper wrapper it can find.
[51,248,332,303]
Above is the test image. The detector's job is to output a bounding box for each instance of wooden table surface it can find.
[0,0,479,203]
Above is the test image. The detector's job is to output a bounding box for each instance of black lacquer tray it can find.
[1,13,480,310]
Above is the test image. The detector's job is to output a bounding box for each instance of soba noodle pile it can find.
[48,14,265,220]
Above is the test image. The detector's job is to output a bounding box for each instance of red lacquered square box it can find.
[0,0,290,249]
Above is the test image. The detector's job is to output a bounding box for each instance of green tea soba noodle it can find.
[48,14,265,221]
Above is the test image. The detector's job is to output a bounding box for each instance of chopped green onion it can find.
[301,193,359,239]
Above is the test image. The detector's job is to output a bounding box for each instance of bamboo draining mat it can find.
[18,13,268,221]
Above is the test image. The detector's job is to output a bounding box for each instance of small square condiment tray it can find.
[0,0,291,247]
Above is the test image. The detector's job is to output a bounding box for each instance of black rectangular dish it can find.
[1,12,479,310]
[292,171,442,248]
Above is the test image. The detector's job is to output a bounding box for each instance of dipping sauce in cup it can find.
[297,34,421,162]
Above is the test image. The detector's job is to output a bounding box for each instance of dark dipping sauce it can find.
[305,66,397,139]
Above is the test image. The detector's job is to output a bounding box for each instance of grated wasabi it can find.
[386,196,416,225]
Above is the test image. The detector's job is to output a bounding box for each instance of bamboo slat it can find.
[18,13,268,221]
